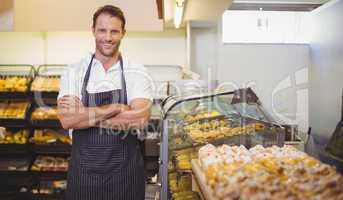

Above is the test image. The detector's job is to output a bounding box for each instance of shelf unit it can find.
[0,65,69,200]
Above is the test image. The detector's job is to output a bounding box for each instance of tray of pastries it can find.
[31,180,67,195]
[0,157,30,172]
[0,76,32,92]
[31,107,62,128]
[183,113,266,145]
[0,101,30,119]
[31,107,58,120]
[0,101,31,127]
[0,65,35,97]
[193,144,343,200]
[184,111,224,124]
[31,156,69,172]
[0,127,29,144]
[31,129,71,154]
[30,76,60,92]
[30,129,71,145]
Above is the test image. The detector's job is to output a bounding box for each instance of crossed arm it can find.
[57,95,152,130]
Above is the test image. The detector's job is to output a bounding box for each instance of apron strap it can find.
[119,54,128,105]
[81,54,95,106]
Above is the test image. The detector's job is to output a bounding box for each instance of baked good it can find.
[197,144,343,200]
[31,76,60,92]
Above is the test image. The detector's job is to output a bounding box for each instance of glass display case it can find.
[159,88,285,200]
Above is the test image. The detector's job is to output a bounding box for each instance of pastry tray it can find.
[180,116,285,149]
[0,102,32,128]
[191,159,216,200]
[0,65,35,100]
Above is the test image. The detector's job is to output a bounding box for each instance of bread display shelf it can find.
[30,120,62,129]
[31,171,67,180]
[191,159,215,200]
[33,144,71,155]
[29,193,65,200]
[0,144,30,155]
[30,91,59,100]
[0,92,32,99]
[0,101,32,127]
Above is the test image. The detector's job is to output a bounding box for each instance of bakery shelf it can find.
[30,120,62,129]
[0,144,30,155]
[0,65,35,101]
[0,119,30,128]
[0,92,32,100]
[30,105,61,128]
[31,91,59,100]
[31,171,67,180]
[32,144,71,155]
[30,193,65,200]
[0,102,33,128]
[0,192,29,200]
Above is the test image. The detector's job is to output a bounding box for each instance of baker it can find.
[57,5,152,200]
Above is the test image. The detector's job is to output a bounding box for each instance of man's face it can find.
[92,13,125,57]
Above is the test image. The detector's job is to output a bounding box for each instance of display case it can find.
[159,88,285,200]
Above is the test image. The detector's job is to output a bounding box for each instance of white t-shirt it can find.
[58,53,153,104]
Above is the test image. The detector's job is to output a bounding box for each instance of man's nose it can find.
[105,32,112,41]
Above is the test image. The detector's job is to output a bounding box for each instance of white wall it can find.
[309,0,343,140]
[0,32,45,65]
[0,29,186,67]
[190,23,310,132]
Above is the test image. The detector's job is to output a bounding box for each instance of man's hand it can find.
[58,95,85,112]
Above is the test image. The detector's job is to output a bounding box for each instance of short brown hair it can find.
[92,5,126,31]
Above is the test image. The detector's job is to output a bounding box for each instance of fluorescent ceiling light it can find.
[174,0,186,28]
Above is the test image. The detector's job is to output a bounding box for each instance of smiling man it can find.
[57,5,152,200]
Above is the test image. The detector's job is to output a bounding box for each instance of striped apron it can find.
[66,54,145,200]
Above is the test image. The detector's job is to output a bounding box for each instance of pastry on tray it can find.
[196,144,343,200]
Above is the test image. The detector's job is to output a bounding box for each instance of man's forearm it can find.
[58,103,127,130]
[98,106,151,130]
[98,114,150,130]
